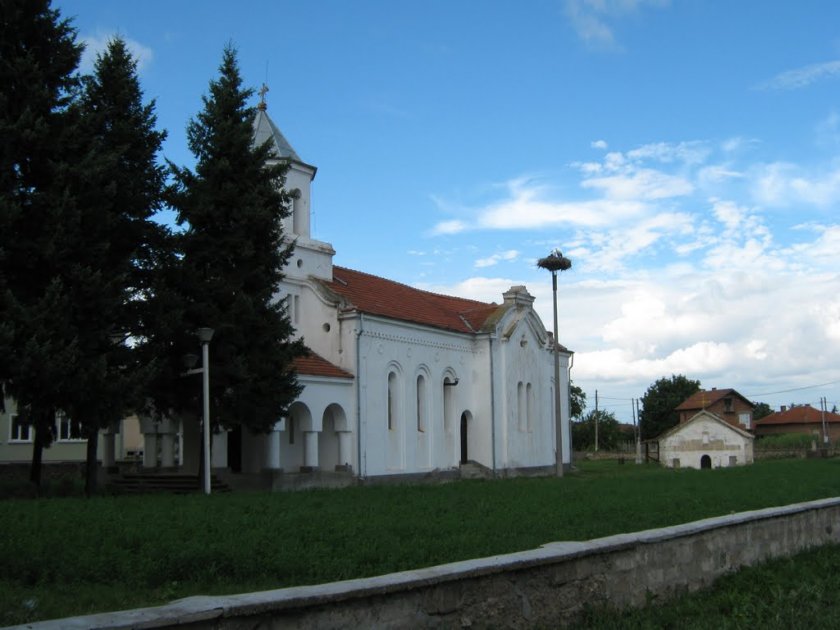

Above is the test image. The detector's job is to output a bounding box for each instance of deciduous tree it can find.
[639,374,701,440]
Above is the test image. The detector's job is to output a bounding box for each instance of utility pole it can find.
[821,397,828,445]
[594,390,599,452]
[633,398,642,464]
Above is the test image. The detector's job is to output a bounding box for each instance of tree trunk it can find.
[85,430,99,497]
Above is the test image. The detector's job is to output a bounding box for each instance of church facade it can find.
[138,103,574,484]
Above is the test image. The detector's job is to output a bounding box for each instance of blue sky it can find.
[56,0,840,422]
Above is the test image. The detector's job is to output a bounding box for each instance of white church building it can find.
[134,101,573,486]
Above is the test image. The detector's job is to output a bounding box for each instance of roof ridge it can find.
[332,265,497,308]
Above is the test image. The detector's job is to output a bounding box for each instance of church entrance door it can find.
[228,425,242,473]
[700,454,711,469]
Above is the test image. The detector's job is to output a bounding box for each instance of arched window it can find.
[517,382,525,431]
[388,371,398,431]
[416,374,427,432]
[526,383,534,432]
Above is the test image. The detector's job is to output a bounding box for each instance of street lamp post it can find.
[196,327,214,495]
[537,250,572,478]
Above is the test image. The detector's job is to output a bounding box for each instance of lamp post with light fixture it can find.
[537,249,572,477]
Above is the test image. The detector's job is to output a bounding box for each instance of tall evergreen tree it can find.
[160,45,304,474]
[65,37,168,495]
[0,0,84,488]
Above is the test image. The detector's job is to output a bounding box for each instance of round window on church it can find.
[323,323,331,332]
[296,259,303,268]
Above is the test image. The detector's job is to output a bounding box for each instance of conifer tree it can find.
[0,0,84,488]
[66,37,168,495]
[162,45,304,473]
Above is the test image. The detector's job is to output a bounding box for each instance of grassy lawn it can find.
[3,457,840,625]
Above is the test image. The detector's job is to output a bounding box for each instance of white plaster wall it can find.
[494,320,559,470]
[355,317,487,477]
[660,416,753,470]
[280,163,314,240]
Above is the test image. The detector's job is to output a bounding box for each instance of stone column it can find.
[337,431,353,471]
[160,433,175,468]
[139,416,160,469]
[102,424,117,470]
[143,433,158,469]
[302,431,319,472]
[266,427,281,470]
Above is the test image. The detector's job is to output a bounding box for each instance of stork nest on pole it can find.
[537,249,572,272]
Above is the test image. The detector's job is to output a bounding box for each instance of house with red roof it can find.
[675,388,755,430]
[130,102,573,484]
[754,404,840,444]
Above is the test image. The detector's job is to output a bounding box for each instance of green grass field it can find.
[3,457,840,625]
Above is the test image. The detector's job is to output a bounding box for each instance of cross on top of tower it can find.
[258,83,269,111]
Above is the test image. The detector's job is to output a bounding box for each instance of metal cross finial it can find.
[258,83,269,110]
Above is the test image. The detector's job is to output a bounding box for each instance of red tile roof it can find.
[675,388,753,411]
[322,266,502,334]
[754,404,840,426]
[293,350,353,379]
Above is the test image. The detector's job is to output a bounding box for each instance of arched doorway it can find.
[227,425,242,473]
[460,412,469,464]
[700,454,712,469]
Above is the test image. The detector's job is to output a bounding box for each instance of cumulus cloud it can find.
[80,33,154,73]
[424,134,840,413]
[591,139,608,149]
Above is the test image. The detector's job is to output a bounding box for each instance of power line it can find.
[745,379,840,398]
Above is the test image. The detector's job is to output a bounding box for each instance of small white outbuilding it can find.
[659,409,754,470]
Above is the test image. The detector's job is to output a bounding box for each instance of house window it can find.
[57,412,84,441]
[723,397,733,413]
[9,415,32,442]
[388,371,398,431]
[416,374,427,433]
[672,458,680,468]
[729,455,737,466]
[739,413,751,429]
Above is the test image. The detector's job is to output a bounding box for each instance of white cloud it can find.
[581,168,693,200]
[626,141,710,165]
[564,0,671,49]
[425,132,840,416]
[751,162,840,208]
[80,33,154,74]
[431,219,469,235]
[591,139,608,149]
[758,60,840,90]
[474,249,520,268]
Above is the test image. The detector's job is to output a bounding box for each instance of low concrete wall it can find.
[20,497,840,629]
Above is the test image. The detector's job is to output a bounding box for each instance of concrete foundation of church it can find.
[28,497,840,629]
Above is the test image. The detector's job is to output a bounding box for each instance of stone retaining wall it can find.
[19,497,840,629]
